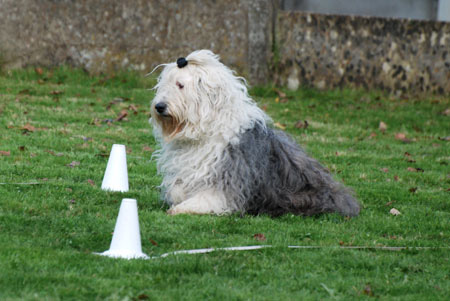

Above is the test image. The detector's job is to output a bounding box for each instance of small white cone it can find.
[101,144,129,192]
[97,198,149,259]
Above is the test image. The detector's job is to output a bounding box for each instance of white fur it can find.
[150,50,269,214]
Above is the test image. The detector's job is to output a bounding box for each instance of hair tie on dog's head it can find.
[177,57,188,68]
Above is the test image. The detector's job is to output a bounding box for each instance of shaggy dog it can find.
[150,50,360,217]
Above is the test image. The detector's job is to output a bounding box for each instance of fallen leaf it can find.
[385,200,395,206]
[294,120,309,129]
[442,108,450,116]
[407,167,424,173]
[35,67,44,75]
[253,233,266,241]
[379,121,387,132]
[137,294,149,300]
[395,133,406,140]
[274,88,287,98]
[115,109,128,122]
[67,161,80,168]
[368,132,377,139]
[128,104,139,114]
[275,97,280,103]
[87,179,95,187]
[149,239,158,246]
[393,175,399,182]
[274,122,286,130]
[45,150,64,157]
[50,90,64,96]
[18,146,26,151]
[363,284,374,296]
[0,150,10,156]
[21,123,37,133]
[380,168,389,173]
[409,187,417,193]
[142,146,154,152]
[390,208,401,215]
[395,133,411,143]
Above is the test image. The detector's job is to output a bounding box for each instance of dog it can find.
[150,50,360,217]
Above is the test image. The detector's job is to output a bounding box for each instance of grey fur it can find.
[218,124,360,217]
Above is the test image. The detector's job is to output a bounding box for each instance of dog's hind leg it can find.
[167,188,231,215]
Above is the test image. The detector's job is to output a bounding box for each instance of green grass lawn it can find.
[0,67,449,300]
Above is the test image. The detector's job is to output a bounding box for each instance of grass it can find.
[0,67,449,300]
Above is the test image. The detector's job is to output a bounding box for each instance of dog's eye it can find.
[176,81,184,89]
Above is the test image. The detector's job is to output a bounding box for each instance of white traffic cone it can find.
[97,198,149,259]
[101,144,129,192]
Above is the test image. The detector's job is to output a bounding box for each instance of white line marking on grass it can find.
[149,245,448,259]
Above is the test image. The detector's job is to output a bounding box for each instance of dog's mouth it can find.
[153,110,185,139]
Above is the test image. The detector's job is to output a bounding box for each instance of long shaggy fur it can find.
[150,50,360,217]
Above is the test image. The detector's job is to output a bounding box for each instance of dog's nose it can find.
[155,102,167,114]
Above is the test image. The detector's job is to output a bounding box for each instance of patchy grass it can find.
[0,67,449,300]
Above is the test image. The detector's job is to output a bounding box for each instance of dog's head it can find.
[150,50,266,142]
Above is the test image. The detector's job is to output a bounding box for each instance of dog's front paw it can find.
[167,205,194,215]
[167,206,180,215]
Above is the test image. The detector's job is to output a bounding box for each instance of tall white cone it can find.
[97,198,149,259]
[101,144,129,192]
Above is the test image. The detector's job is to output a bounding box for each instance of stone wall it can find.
[276,12,450,95]
[0,0,273,83]
[0,0,449,95]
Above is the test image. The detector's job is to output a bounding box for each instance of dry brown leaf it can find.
[142,146,154,152]
[253,233,266,241]
[395,133,407,140]
[116,109,128,122]
[21,123,37,133]
[274,88,287,98]
[363,284,374,296]
[379,121,387,132]
[35,67,44,75]
[380,168,389,173]
[394,133,412,143]
[50,90,64,95]
[87,179,95,187]
[294,120,309,129]
[0,150,10,156]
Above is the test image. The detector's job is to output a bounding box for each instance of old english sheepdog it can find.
[150,50,360,217]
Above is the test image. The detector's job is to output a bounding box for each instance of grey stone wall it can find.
[276,12,450,95]
[0,0,449,95]
[0,0,272,83]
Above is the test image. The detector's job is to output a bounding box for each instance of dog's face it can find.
[150,50,253,142]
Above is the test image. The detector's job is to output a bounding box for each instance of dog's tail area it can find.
[327,184,360,217]
[272,130,361,217]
